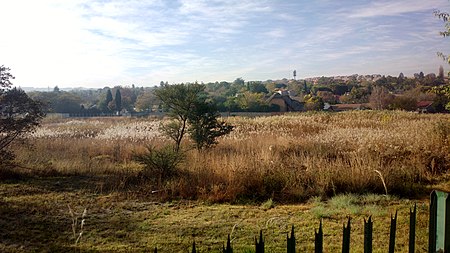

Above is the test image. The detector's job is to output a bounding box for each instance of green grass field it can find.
[0,175,434,252]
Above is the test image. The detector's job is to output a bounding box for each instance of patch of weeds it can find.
[309,197,338,219]
[359,193,397,206]
[260,198,274,210]
[133,145,185,185]
[309,193,395,218]
[329,194,358,209]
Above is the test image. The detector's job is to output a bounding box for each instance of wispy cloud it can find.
[348,0,447,18]
[1,0,449,87]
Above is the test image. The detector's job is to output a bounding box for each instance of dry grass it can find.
[8,111,450,201]
[1,111,448,252]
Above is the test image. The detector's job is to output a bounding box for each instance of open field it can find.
[1,111,450,252]
[0,178,433,252]
[9,110,450,200]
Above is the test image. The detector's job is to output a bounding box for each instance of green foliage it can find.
[304,95,324,111]
[389,96,417,111]
[115,89,122,112]
[260,198,274,210]
[435,10,450,65]
[155,83,233,151]
[155,83,205,151]
[188,102,234,150]
[106,89,113,105]
[247,81,268,94]
[236,91,266,111]
[134,145,184,184]
[159,120,184,146]
[431,85,450,111]
[0,66,45,166]
[135,89,156,112]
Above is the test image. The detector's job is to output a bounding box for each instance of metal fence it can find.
[153,190,449,253]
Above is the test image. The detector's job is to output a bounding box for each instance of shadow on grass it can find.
[0,172,152,252]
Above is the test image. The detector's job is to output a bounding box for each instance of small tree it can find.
[155,83,233,151]
[0,66,45,165]
[155,83,205,152]
[115,89,122,113]
[188,101,233,150]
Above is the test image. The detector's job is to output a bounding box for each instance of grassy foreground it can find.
[0,175,434,252]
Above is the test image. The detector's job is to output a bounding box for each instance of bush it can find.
[134,145,184,185]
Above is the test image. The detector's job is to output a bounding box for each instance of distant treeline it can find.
[27,69,450,114]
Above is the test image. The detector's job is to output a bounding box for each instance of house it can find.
[416,101,434,113]
[266,90,304,112]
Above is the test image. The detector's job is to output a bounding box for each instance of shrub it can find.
[134,145,184,185]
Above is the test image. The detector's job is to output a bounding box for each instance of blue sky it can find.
[1,0,450,88]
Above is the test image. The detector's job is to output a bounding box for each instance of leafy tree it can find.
[435,9,450,67]
[304,95,324,111]
[105,89,113,109]
[155,83,233,151]
[247,81,268,94]
[188,101,233,150]
[438,65,445,80]
[119,86,139,112]
[155,83,205,152]
[115,89,122,112]
[431,85,450,111]
[52,92,83,113]
[236,91,268,111]
[135,89,156,112]
[389,96,417,111]
[433,9,450,110]
[0,66,45,165]
[233,77,245,86]
[317,91,337,104]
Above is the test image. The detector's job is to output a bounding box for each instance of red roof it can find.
[416,101,433,108]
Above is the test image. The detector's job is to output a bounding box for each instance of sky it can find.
[1,0,450,88]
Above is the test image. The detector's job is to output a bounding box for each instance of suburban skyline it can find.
[2,0,450,88]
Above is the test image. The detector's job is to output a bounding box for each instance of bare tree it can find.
[369,86,394,110]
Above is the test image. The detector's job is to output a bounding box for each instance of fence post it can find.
[429,190,450,252]
[287,225,295,253]
[409,204,416,253]
[191,241,196,253]
[429,191,438,253]
[255,230,264,253]
[447,193,450,253]
[223,234,233,253]
[389,211,397,253]
[364,216,373,253]
[315,219,323,253]
[342,217,351,253]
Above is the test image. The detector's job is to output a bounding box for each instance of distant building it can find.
[266,90,304,112]
[416,101,434,113]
